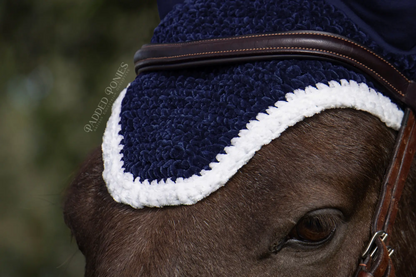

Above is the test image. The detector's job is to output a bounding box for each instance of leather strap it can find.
[357,237,391,277]
[374,109,416,236]
[134,31,416,112]
[356,108,416,277]
[133,30,416,276]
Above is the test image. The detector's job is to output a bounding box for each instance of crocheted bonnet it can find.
[102,0,416,208]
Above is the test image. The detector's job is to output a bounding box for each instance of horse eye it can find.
[268,210,344,254]
[288,211,341,245]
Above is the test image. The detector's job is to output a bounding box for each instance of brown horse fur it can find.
[64,108,416,276]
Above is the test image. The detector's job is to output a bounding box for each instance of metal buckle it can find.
[362,231,389,258]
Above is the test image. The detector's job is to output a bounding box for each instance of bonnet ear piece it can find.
[325,0,416,53]
[157,0,185,20]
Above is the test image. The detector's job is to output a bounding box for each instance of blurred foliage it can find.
[0,0,159,276]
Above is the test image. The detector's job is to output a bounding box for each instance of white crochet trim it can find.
[102,80,403,208]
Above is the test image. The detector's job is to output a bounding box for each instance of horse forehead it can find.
[217,109,393,213]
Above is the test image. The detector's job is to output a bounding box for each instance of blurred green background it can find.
[0,0,159,276]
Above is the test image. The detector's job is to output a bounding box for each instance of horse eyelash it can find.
[289,212,344,243]
[304,213,343,230]
[268,211,344,255]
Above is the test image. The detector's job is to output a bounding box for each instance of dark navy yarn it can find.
[118,0,415,183]
[120,60,372,182]
[153,0,416,80]
[156,0,416,54]
[326,0,416,53]
[157,0,184,20]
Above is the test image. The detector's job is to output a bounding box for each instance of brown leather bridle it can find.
[133,31,416,276]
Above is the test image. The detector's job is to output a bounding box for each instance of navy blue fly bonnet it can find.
[103,0,416,208]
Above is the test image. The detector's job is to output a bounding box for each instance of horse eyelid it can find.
[287,210,344,245]
[268,210,344,254]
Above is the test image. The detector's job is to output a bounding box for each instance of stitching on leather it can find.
[139,32,409,82]
[146,31,336,46]
[137,46,405,96]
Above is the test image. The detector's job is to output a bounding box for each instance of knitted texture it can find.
[120,60,373,182]
[153,0,416,80]
[102,0,413,208]
[104,80,403,208]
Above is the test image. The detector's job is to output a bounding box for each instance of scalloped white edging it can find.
[102,80,403,208]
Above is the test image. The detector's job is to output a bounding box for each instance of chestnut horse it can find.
[64,108,416,276]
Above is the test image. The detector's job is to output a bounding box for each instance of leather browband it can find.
[135,30,416,112]
[134,30,416,277]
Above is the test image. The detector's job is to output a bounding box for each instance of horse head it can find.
[64,0,416,276]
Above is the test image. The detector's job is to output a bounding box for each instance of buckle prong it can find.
[388,247,395,257]
[362,230,388,258]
